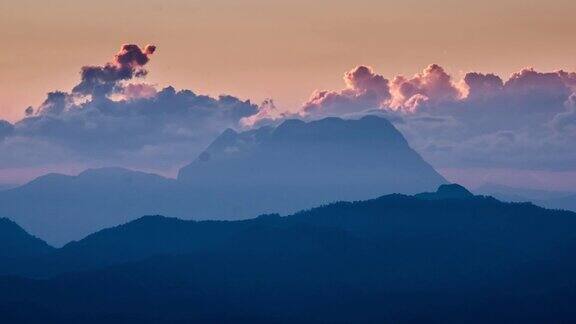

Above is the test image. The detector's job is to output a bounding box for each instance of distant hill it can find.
[0,116,446,246]
[475,183,576,212]
[415,183,474,200]
[0,168,179,246]
[0,218,53,265]
[539,194,576,213]
[3,185,576,323]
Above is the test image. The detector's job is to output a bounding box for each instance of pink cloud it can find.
[463,72,504,100]
[240,99,288,127]
[123,83,158,100]
[503,68,571,100]
[302,66,390,116]
[390,64,462,110]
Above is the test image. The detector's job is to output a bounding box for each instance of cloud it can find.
[502,68,571,110]
[294,64,576,173]
[390,64,462,110]
[552,93,576,135]
[0,45,258,181]
[3,44,576,186]
[37,91,73,116]
[302,66,390,116]
[240,99,291,128]
[70,44,156,98]
[122,83,158,100]
[463,72,503,100]
[7,86,258,168]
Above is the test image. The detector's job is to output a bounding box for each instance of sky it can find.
[0,0,576,191]
[2,0,576,121]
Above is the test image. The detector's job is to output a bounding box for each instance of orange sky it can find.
[1,0,576,122]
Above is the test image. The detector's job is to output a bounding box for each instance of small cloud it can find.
[72,44,156,98]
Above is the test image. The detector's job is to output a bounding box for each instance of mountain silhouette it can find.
[415,183,474,200]
[0,168,178,246]
[179,116,445,194]
[2,185,576,322]
[0,218,52,267]
[0,116,446,245]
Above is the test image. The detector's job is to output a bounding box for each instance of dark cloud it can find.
[24,106,34,116]
[71,44,156,98]
[37,91,73,116]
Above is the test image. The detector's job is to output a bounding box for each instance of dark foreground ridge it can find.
[2,185,576,323]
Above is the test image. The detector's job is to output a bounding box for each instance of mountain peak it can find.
[437,184,474,198]
[0,217,53,259]
[178,115,446,198]
[416,184,474,200]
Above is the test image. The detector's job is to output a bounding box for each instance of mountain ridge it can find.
[0,115,447,245]
[2,185,576,322]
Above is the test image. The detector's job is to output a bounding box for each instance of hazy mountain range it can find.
[2,184,576,322]
[0,116,447,246]
[475,183,576,213]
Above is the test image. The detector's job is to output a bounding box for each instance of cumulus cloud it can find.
[0,45,258,181]
[240,99,292,128]
[302,66,390,116]
[6,86,257,168]
[390,64,462,110]
[502,68,571,111]
[71,44,156,98]
[122,83,158,100]
[552,93,576,135]
[37,91,74,116]
[3,45,576,186]
[463,72,503,100]
[294,64,576,173]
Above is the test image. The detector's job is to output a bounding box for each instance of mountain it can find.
[179,116,445,193]
[178,115,446,213]
[415,183,474,200]
[2,185,576,322]
[0,218,53,264]
[0,116,447,246]
[0,168,179,246]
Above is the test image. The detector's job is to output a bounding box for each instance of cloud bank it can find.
[0,45,258,180]
[1,44,575,188]
[289,64,576,173]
